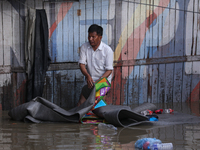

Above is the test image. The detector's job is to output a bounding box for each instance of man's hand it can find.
[86,75,94,89]
[79,63,94,89]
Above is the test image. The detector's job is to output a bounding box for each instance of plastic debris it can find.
[98,123,117,131]
[135,138,173,150]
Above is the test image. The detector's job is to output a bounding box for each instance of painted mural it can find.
[0,0,200,110]
[46,0,200,105]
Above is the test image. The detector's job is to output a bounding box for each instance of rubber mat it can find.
[8,87,200,127]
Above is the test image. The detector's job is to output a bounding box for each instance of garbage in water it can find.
[140,110,153,116]
[154,109,163,114]
[164,109,174,114]
[148,143,173,150]
[154,109,174,114]
[98,123,117,131]
[140,110,159,121]
[135,138,173,150]
[146,115,159,121]
[140,108,174,122]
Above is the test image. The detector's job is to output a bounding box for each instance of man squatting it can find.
[77,24,114,106]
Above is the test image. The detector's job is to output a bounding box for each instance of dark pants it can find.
[81,85,94,99]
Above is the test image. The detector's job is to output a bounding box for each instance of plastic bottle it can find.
[98,123,117,131]
[141,110,153,116]
[164,109,173,114]
[149,143,173,150]
[135,138,173,150]
[154,109,163,114]
[135,138,162,149]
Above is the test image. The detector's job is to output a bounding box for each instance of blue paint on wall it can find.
[7,0,26,21]
[51,29,57,62]
[80,19,108,25]
[124,0,176,104]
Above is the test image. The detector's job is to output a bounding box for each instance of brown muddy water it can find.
[0,102,200,150]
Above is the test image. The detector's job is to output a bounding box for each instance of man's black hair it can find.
[88,24,103,36]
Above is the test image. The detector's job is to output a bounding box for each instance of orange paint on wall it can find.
[190,101,200,116]
[14,79,27,107]
[49,2,73,38]
[189,81,200,102]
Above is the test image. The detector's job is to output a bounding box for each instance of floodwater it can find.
[0,102,200,150]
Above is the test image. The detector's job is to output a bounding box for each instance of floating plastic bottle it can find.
[98,123,117,131]
[135,138,173,150]
[140,110,153,116]
[154,109,163,114]
[135,138,161,149]
[149,143,173,150]
[164,109,173,114]
[154,109,174,114]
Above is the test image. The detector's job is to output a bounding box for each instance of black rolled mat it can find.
[93,105,149,127]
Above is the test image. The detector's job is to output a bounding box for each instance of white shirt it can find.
[78,41,114,84]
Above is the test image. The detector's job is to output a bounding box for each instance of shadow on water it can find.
[0,102,200,150]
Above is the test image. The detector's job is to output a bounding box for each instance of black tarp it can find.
[26,9,51,102]
[8,86,200,127]
[8,87,150,126]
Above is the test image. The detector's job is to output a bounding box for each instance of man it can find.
[77,24,114,106]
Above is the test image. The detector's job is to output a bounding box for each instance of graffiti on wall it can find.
[1,0,200,110]
[48,0,200,104]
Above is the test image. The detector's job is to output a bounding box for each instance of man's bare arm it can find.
[101,70,112,78]
[96,70,112,83]
[79,63,94,88]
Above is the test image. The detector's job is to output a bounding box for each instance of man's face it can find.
[88,32,102,49]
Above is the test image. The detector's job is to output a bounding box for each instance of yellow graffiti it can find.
[114,0,160,62]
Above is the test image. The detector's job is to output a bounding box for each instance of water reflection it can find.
[0,102,200,150]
